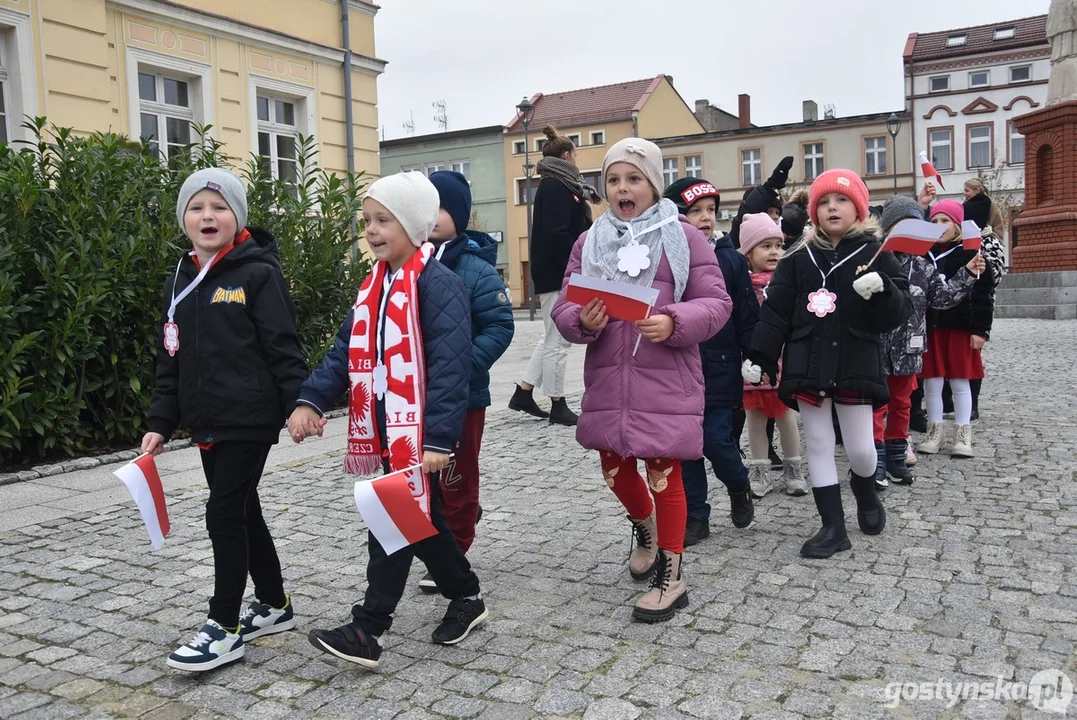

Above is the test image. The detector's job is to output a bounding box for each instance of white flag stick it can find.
[632,303,654,357]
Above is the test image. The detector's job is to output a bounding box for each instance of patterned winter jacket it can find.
[882,254,976,377]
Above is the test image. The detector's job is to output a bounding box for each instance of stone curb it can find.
[0,408,350,487]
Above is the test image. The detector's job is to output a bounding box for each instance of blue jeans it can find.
[682,406,749,520]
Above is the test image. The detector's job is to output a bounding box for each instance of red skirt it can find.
[921,327,984,379]
[743,390,789,419]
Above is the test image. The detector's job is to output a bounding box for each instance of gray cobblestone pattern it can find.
[1,318,1075,719]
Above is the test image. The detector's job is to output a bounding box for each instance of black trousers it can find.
[202,441,286,629]
[351,466,481,636]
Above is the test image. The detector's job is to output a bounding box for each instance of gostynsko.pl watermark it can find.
[883,669,1073,714]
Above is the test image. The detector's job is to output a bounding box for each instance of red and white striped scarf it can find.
[346,242,433,517]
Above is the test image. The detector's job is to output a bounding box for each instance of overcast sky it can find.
[373,0,1050,141]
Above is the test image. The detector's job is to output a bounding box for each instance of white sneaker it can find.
[917,421,945,454]
[782,457,808,496]
[905,442,917,467]
[951,424,973,458]
[167,620,244,671]
[239,597,295,641]
[748,460,774,499]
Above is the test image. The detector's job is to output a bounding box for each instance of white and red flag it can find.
[880,219,946,256]
[353,464,438,555]
[919,151,946,191]
[566,273,660,323]
[962,220,983,251]
[114,454,170,550]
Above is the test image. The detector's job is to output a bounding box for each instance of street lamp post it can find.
[517,96,537,321]
[886,112,902,195]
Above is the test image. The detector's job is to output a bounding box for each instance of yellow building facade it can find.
[0,0,384,179]
[502,75,704,306]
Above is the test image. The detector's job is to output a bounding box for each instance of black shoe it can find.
[849,471,886,535]
[476,504,483,523]
[684,516,710,547]
[308,623,381,669]
[432,597,488,645]
[800,485,852,558]
[884,439,914,485]
[873,441,888,491]
[909,411,928,434]
[548,398,578,426]
[728,486,755,529]
[418,571,439,594]
[970,408,979,422]
[768,446,782,470]
[508,385,549,419]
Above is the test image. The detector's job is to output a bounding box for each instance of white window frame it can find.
[0,9,40,144]
[968,124,992,168]
[969,70,990,88]
[946,34,967,47]
[803,142,824,180]
[0,33,9,144]
[125,47,213,155]
[136,71,195,160]
[864,137,887,176]
[684,155,702,179]
[1009,65,1032,83]
[929,75,950,93]
[423,163,447,177]
[535,137,545,152]
[247,74,317,181]
[566,133,581,147]
[929,129,953,172]
[994,27,1015,41]
[590,130,605,146]
[1009,122,1025,165]
[400,164,422,172]
[741,149,761,186]
[662,157,679,186]
[512,140,525,155]
[450,160,471,183]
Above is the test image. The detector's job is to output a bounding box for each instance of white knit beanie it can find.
[602,138,664,196]
[177,167,248,231]
[364,171,440,247]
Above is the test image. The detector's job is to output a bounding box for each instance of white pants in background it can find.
[521,292,570,398]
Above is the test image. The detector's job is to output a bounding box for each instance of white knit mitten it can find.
[741,360,762,384]
[853,271,884,299]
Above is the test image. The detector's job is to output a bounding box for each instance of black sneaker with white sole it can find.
[418,572,439,594]
[166,620,244,672]
[308,623,381,669]
[431,597,488,645]
[239,596,296,641]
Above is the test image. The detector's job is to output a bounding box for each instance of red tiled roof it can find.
[505,76,663,132]
[905,14,1048,63]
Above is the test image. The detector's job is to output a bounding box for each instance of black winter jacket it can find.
[750,233,913,409]
[530,176,593,295]
[296,259,472,454]
[148,228,308,443]
[926,243,995,339]
[700,233,759,409]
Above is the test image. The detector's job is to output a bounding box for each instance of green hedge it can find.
[0,119,370,465]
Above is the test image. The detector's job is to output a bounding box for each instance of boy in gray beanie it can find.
[146,166,307,672]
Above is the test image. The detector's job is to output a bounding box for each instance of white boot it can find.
[951,424,973,458]
[917,421,945,454]
[748,460,774,499]
[783,457,808,496]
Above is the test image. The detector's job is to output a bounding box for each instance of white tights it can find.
[799,401,877,488]
[923,377,972,425]
[746,409,801,461]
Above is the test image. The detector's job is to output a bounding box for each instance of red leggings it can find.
[599,451,685,554]
[873,374,919,442]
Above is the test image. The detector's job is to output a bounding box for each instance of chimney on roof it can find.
[738,94,751,129]
[803,100,818,123]
[665,75,674,86]
[695,99,709,113]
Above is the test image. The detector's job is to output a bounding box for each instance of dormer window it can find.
[994,27,1015,40]
[946,34,968,47]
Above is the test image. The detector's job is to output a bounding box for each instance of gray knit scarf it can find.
[581,198,691,302]
[536,156,600,222]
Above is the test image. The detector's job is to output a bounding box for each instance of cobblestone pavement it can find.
[1,318,1076,719]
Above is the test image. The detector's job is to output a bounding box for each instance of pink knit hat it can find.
[738,213,783,256]
[929,199,964,226]
[808,168,870,225]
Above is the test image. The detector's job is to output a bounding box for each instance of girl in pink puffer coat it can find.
[552,138,730,624]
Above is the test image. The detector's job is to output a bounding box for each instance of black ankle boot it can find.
[849,471,886,535]
[508,385,549,419]
[800,485,852,558]
[728,486,755,529]
[548,398,578,426]
[873,441,888,491]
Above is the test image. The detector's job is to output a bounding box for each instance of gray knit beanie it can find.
[879,195,924,234]
[176,168,248,232]
[602,138,664,196]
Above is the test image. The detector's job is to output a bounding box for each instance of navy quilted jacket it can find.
[296,259,472,453]
[436,230,515,410]
[700,234,759,409]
